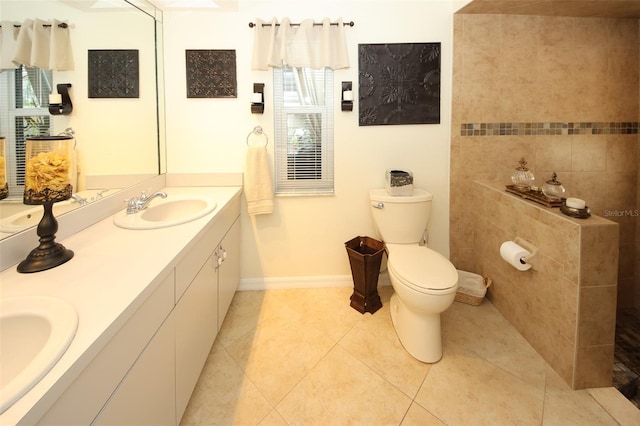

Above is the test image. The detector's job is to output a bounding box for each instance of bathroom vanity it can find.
[0,183,242,425]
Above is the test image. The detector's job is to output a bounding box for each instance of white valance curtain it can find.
[0,19,74,71]
[251,17,349,70]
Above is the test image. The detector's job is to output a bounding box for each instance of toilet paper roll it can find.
[500,241,532,271]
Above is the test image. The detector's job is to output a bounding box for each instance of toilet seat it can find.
[386,244,458,295]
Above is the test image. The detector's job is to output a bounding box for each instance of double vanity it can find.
[0,178,242,425]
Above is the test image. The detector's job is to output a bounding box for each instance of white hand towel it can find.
[13,19,34,67]
[49,19,74,71]
[244,145,274,215]
[31,19,51,69]
[1,21,20,69]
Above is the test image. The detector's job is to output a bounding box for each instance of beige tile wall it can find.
[451,14,638,389]
[451,14,639,309]
[472,181,618,389]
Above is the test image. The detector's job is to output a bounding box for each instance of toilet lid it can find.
[387,244,458,293]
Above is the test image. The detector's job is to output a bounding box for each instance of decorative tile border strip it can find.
[460,122,639,136]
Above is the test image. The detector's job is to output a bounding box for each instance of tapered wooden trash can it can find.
[345,236,385,314]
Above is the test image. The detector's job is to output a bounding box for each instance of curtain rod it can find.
[0,22,68,29]
[249,21,354,28]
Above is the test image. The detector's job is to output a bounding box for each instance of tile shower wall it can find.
[451,14,639,388]
[451,14,639,306]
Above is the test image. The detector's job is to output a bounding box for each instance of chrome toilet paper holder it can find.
[514,237,538,267]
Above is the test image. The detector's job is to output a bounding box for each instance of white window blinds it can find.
[273,65,334,195]
[0,66,53,198]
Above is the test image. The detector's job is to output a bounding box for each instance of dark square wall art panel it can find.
[88,50,139,98]
[358,43,441,126]
[185,49,237,98]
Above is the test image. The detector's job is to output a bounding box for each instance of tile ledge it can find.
[472,180,618,227]
[586,387,640,425]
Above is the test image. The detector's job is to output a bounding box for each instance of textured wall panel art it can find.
[185,50,237,98]
[358,43,441,126]
[88,50,139,98]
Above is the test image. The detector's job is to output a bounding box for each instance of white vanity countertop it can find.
[0,185,242,425]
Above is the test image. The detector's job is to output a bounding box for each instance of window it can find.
[273,65,334,195]
[0,66,53,197]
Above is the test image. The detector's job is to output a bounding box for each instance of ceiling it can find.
[457,0,640,19]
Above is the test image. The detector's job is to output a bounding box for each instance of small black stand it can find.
[17,187,74,273]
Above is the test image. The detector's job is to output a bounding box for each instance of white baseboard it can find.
[238,273,391,291]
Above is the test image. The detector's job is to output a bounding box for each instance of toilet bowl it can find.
[369,188,459,363]
[386,243,458,362]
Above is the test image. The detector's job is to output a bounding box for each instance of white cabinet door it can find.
[218,218,240,329]
[93,314,176,426]
[175,252,219,423]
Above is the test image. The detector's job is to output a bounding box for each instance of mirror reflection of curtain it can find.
[1,19,73,71]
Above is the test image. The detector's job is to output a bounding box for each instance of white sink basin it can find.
[0,296,78,414]
[113,195,217,230]
[0,189,117,233]
[0,202,78,233]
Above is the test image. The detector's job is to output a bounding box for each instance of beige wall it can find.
[163,1,456,286]
[451,14,640,310]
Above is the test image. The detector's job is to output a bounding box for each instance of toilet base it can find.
[389,293,443,363]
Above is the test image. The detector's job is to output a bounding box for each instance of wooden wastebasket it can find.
[345,236,385,314]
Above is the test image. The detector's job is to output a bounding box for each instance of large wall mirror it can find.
[0,0,166,241]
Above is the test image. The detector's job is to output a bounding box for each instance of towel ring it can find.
[246,126,268,147]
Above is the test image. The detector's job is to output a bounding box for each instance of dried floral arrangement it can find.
[24,151,72,203]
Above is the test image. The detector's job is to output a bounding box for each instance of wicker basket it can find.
[455,276,492,306]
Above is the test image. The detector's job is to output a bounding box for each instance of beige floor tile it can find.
[183,287,636,426]
[277,345,412,425]
[339,298,431,398]
[180,341,273,426]
[542,389,618,425]
[217,290,304,348]
[257,409,288,426]
[445,300,547,389]
[225,314,336,405]
[544,364,574,394]
[400,402,444,425]
[587,387,640,426]
[277,287,364,343]
[415,352,544,425]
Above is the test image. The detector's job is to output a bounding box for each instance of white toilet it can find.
[370,188,458,363]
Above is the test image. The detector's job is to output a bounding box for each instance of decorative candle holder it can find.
[0,137,7,200]
[511,157,535,192]
[17,136,74,273]
[542,172,566,200]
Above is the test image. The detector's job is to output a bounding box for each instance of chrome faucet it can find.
[71,193,88,206]
[135,191,168,210]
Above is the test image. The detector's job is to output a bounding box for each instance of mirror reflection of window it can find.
[0,66,53,198]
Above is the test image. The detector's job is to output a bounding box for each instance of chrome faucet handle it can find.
[124,197,138,214]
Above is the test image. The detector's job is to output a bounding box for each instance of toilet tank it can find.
[369,188,433,244]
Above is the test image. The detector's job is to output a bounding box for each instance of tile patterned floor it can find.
[614,308,640,408]
[180,286,640,425]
